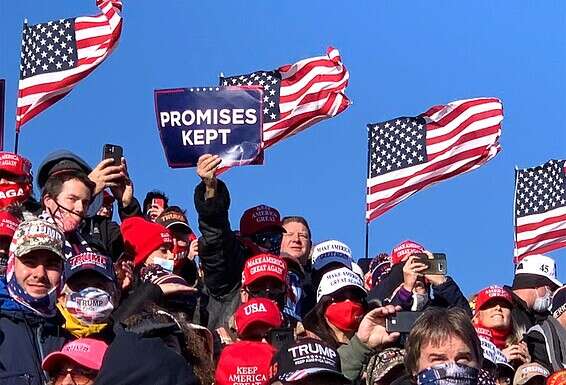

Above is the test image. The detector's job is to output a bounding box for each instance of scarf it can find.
[39,211,92,260]
[57,303,108,338]
[476,319,509,350]
[5,254,59,317]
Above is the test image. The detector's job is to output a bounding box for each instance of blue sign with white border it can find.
[154,86,263,168]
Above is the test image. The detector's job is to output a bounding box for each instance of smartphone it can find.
[414,252,447,275]
[102,144,123,166]
[266,328,294,351]
[386,311,423,333]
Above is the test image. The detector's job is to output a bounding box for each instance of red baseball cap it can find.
[0,211,20,238]
[0,152,32,178]
[474,285,513,314]
[215,341,275,385]
[240,205,284,237]
[42,338,108,372]
[242,253,287,286]
[547,370,566,385]
[234,298,283,338]
[391,240,425,265]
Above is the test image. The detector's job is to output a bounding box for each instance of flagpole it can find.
[0,79,5,151]
[512,165,519,264]
[365,123,372,260]
[364,221,369,260]
[13,18,27,155]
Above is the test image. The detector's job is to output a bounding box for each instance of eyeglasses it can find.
[53,367,97,385]
[251,232,283,249]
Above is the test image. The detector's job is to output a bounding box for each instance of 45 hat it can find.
[513,254,561,290]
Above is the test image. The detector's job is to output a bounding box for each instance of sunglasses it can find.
[54,367,97,385]
[251,232,283,247]
[246,286,286,301]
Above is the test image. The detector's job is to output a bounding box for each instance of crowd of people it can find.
[0,149,565,385]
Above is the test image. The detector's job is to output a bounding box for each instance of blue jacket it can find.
[0,281,66,385]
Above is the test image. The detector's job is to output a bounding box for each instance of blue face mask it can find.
[417,363,480,385]
[153,257,174,272]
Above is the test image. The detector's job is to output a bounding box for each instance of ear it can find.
[42,193,54,209]
[240,288,249,303]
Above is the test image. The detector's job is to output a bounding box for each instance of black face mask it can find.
[251,232,283,254]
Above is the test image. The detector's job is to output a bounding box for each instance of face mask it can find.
[325,299,364,332]
[64,287,114,324]
[50,202,83,233]
[533,288,552,313]
[0,183,31,208]
[153,257,174,272]
[417,363,480,385]
[412,292,430,311]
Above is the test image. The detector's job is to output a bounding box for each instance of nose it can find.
[165,249,175,260]
[74,200,86,216]
[60,373,75,385]
[31,264,48,280]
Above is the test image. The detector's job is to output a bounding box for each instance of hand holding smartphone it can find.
[413,252,447,275]
[103,144,123,166]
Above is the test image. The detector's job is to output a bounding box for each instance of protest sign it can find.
[154,86,263,168]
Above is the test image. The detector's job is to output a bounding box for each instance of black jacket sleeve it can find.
[431,276,472,316]
[193,180,246,298]
[118,197,142,221]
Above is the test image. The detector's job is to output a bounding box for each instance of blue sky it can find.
[1,1,565,295]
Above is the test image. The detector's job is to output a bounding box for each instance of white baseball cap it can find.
[311,240,353,271]
[514,255,561,289]
[316,267,366,302]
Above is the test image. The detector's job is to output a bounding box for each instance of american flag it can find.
[366,97,503,222]
[219,47,350,149]
[514,160,566,261]
[16,0,122,131]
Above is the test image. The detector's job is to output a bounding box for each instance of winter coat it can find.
[0,281,66,385]
[81,198,142,261]
[193,179,248,330]
[337,334,375,383]
[93,326,198,385]
[525,316,566,372]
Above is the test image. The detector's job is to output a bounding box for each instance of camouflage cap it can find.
[11,219,65,260]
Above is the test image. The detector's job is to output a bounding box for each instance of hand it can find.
[402,256,428,292]
[187,239,198,261]
[197,154,221,199]
[159,283,198,295]
[424,274,447,286]
[502,342,530,365]
[89,158,124,196]
[356,305,401,349]
[114,259,133,291]
[109,158,134,208]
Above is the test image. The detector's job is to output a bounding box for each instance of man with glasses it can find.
[194,154,286,330]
